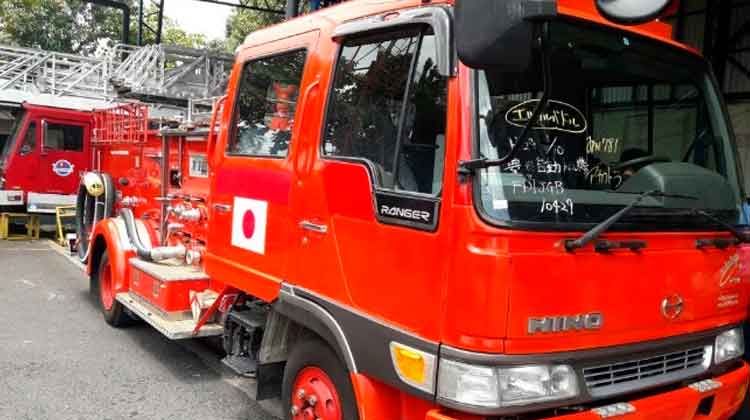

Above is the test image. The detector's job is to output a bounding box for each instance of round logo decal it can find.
[52,160,75,177]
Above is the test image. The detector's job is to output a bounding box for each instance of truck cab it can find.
[204,0,749,417]
[0,101,93,212]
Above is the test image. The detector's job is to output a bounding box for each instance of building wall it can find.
[665,0,750,195]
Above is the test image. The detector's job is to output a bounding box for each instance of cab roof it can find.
[238,0,698,58]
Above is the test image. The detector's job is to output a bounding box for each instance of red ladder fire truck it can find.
[0,43,230,213]
[79,1,750,419]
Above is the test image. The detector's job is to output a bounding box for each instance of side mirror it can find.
[455,0,555,70]
[455,0,678,69]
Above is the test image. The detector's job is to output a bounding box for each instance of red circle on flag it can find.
[242,210,256,238]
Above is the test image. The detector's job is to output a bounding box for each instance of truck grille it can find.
[582,346,711,397]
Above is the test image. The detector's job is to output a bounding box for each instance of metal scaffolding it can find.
[0,44,115,100]
[110,44,233,102]
[0,43,232,104]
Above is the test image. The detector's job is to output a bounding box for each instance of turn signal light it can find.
[390,342,436,393]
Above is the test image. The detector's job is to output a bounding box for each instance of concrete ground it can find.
[0,239,281,420]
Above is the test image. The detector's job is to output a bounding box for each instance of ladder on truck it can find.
[0,44,116,100]
[0,43,233,105]
[111,45,233,103]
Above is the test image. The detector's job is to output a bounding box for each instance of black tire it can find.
[282,338,359,420]
[76,172,115,263]
[94,253,133,327]
[735,323,750,419]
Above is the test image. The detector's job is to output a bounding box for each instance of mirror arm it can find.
[207,95,228,162]
[40,120,48,155]
[457,24,552,177]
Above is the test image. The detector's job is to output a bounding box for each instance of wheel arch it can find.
[88,217,134,296]
[271,285,434,420]
[273,284,357,374]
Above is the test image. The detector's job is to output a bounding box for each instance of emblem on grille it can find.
[527,312,603,334]
[661,294,684,320]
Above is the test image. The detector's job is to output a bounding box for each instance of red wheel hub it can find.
[290,367,342,420]
[100,260,114,311]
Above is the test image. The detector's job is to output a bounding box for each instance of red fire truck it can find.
[0,92,103,212]
[0,43,228,214]
[79,1,750,419]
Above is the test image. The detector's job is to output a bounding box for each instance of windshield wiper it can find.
[692,209,749,244]
[564,190,698,252]
[458,28,552,177]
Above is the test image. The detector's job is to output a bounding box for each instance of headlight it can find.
[437,359,579,409]
[715,328,744,364]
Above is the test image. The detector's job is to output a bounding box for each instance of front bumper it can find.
[427,362,749,420]
[26,192,76,214]
[0,189,24,206]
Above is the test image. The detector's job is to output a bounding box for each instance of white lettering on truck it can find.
[380,205,430,222]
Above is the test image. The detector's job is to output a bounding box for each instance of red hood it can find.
[442,215,748,355]
[505,232,748,353]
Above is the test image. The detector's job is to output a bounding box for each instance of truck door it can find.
[292,23,453,334]
[4,115,40,194]
[205,31,319,301]
[39,119,89,195]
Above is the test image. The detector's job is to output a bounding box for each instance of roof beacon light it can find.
[596,0,674,25]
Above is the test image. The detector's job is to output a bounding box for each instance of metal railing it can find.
[92,103,150,144]
[0,43,233,104]
[0,44,113,99]
[110,45,233,102]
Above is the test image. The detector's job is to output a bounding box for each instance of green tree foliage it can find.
[0,0,125,54]
[224,0,286,52]
[0,0,227,54]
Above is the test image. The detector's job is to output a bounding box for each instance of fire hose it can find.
[76,172,115,263]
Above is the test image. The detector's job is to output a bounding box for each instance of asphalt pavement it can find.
[0,240,280,420]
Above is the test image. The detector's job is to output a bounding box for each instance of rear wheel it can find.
[95,253,132,327]
[282,339,359,420]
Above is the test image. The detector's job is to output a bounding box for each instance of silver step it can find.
[130,257,209,281]
[116,291,223,340]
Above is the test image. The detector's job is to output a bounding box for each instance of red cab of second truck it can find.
[0,102,92,212]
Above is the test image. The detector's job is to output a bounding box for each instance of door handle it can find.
[300,220,328,234]
[212,203,232,213]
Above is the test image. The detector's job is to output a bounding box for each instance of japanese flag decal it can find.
[231,197,268,255]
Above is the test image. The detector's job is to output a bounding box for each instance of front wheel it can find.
[282,338,359,420]
[95,253,134,327]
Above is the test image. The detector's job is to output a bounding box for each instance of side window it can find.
[227,49,307,157]
[19,122,36,155]
[323,28,448,195]
[45,123,84,152]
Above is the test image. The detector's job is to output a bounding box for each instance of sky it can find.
[163,0,233,41]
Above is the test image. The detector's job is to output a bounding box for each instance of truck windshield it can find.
[474,21,746,230]
[0,107,23,170]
